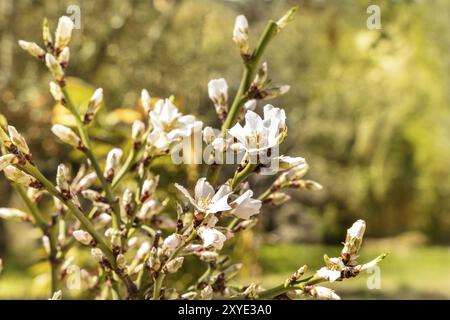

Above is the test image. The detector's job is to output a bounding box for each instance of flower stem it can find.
[15,184,61,294]
[209,19,281,185]
[61,87,122,228]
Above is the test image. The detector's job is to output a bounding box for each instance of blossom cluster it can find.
[0,8,386,300]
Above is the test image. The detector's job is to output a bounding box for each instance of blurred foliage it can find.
[0,0,449,265]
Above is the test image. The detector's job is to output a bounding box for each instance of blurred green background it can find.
[0,0,449,299]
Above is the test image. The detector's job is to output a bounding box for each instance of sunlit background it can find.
[0,0,449,299]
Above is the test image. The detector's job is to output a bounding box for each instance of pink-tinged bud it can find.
[8,125,30,154]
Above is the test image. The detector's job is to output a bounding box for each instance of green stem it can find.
[231,163,257,190]
[61,87,122,228]
[152,230,197,300]
[22,162,112,257]
[15,184,61,294]
[209,20,279,185]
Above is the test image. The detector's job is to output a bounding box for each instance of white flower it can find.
[0,154,18,171]
[202,126,217,144]
[229,104,286,155]
[198,226,227,250]
[18,40,45,59]
[49,81,63,101]
[51,124,81,148]
[229,190,261,220]
[8,125,30,154]
[0,208,28,221]
[150,99,202,140]
[45,53,64,81]
[163,234,183,251]
[208,78,228,107]
[55,16,74,50]
[312,286,341,300]
[141,89,151,113]
[72,230,93,246]
[175,177,232,214]
[316,267,341,282]
[232,15,250,55]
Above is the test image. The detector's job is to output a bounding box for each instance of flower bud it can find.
[49,81,63,101]
[116,254,126,269]
[261,85,290,100]
[198,251,219,262]
[136,241,151,261]
[148,247,161,271]
[42,18,53,48]
[0,127,12,148]
[181,292,197,300]
[83,88,103,124]
[0,154,18,171]
[0,208,29,222]
[91,248,104,262]
[200,285,213,300]
[306,285,340,300]
[132,120,145,142]
[56,164,71,193]
[141,89,151,114]
[81,189,102,202]
[202,126,216,144]
[253,62,268,89]
[232,15,250,56]
[140,176,158,202]
[242,283,258,298]
[164,256,184,273]
[277,156,306,171]
[3,165,40,188]
[163,234,183,251]
[18,40,45,59]
[51,124,81,148]
[58,47,70,66]
[45,53,64,82]
[8,125,30,154]
[55,16,74,50]
[76,172,97,191]
[266,192,290,206]
[73,229,94,246]
[342,220,366,257]
[104,148,122,181]
[208,78,228,107]
[276,7,298,32]
[0,258,3,274]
